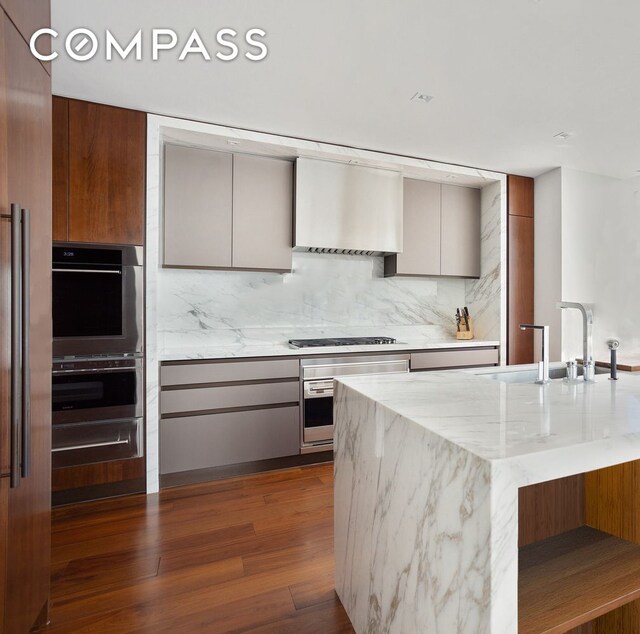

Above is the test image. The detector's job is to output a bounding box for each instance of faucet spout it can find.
[520,324,550,384]
[556,302,594,373]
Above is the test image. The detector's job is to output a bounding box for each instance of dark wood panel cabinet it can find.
[52,96,68,241]
[507,174,534,217]
[52,97,146,245]
[52,457,145,506]
[508,215,534,364]
[1,7,52,632]
[507,175,534,365]
[0,0,50,70]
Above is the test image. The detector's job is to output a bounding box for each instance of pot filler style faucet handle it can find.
[556,301,595,382]
[607,339,620,380]
[520,324,550,384]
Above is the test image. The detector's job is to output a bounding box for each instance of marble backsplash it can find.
[157,178,504,352]
[158,252,466,349]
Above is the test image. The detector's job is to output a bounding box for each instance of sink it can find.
[483,365,609,384]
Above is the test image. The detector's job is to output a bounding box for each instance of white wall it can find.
[534,168,562,360]
[563,169,640,361]
[535,167,640,363]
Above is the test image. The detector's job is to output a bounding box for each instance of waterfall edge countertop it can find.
[333,367,640,633]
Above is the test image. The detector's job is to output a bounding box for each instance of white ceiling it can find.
[51,0,640,179]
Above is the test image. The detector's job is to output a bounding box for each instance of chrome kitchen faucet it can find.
[557,302,595,382]
[520,324,550,384]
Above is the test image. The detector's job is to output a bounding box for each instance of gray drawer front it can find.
[160,406,300,474]
[161,380,299,415]
[161,358,299,386]
[411,348,499,370]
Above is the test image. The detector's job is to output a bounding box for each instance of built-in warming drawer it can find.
[411,347,499,371]
[52,418,143,469]
[161,380,300,416]
[161,358,299,386]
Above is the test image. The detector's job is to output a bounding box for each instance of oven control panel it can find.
[53,356,140,373]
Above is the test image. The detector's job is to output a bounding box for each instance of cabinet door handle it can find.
[21,209,30,478]
[10,204,22,488]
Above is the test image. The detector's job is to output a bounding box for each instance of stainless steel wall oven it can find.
[51,357,143,468]
[52,243,143,358]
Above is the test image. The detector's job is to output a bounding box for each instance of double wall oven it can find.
[52,243,144,469]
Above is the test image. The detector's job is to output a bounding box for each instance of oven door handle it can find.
[52,268,122,274]
[52,438,130,452]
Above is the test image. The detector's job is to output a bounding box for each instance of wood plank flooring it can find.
[39,462,354,633]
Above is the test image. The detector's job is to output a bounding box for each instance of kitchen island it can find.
[334,367,640,633]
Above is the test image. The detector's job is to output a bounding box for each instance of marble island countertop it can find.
[158,338,500,361]
[336,363,640,487]
[333,363,640,633]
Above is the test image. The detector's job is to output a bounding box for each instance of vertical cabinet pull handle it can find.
[21,209,30,478]
[10,204,21,488]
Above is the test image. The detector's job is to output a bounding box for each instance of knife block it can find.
[457,317,474,340]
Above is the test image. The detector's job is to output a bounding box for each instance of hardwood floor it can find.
[40,463,354,633]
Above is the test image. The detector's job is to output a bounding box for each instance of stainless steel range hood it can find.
[294,158,403,256]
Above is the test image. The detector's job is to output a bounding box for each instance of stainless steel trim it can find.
[10,204,21,488]
[301,355,410,380]
[21,209,30,478]
[52,439,129,452]
[53,242,143,265]
[304,380,334,399]
[52,268,122,275]
[52,366,138,375]
[303,424,334,444]
[300,443,333,455]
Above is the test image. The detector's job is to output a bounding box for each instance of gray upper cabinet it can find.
[163,145,293,271]
[385,179,481,279]
[385,179,440,276]
[164,144,233,268]
[233,154,293,271]
[440,184,481,278]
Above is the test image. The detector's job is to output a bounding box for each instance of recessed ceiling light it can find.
[411,92,434,105]
[553,131,572,141]
[227,140,241,146]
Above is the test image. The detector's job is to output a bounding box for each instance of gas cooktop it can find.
[288,336,397,348]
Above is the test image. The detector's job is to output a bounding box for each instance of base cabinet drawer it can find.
[161,380,299,415]
[411,347,499,370]
[161,358,299,386]
[160,406,300,474]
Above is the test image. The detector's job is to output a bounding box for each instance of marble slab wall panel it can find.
[145,119,162,494]
[334,382,515,633]
[466,179,506,359]
[157,252,466,350]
